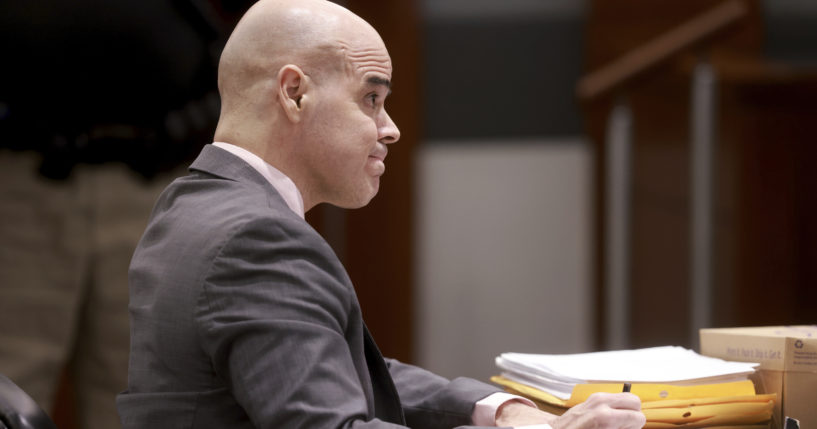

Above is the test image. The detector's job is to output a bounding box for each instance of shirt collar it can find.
[212,142,305,219]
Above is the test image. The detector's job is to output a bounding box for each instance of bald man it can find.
[117,1,646,428]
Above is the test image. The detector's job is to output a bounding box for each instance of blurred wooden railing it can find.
[577,1,747,100]
[576,0,748,349]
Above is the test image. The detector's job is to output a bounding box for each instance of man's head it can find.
[214,0,400,210]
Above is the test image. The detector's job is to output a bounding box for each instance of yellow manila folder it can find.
[491,376,775,428]
[641,394,775,428]
[490,376,569,414]
[567,380,757,406]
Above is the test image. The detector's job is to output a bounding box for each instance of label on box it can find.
[789,337,817,371]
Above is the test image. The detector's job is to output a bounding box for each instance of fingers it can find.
[604,407,647,429]
[584,392,642,410]
[552,392,646,429]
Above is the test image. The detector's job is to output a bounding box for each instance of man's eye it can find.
[368,94,378,106]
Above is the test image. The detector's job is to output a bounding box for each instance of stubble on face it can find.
[302,31,394,209]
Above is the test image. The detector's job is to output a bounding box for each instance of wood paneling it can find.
[584,0,817,349]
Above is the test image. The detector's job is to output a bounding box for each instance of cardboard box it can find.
[700,326,817,429]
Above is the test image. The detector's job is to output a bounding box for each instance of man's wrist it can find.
[473,392,536,426]
[497,402,555,428]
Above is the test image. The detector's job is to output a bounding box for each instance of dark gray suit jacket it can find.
[117,145,502,428]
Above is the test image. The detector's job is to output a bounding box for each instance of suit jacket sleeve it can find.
[385,358,503,429]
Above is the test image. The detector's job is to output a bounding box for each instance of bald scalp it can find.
[213,0,390,158]
[217,0,371,111]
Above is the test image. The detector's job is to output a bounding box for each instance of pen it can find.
[622,383,631,393]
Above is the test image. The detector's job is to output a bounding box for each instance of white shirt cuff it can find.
[472,392,541,427]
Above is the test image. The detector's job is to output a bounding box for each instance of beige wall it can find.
[414,139,595,382]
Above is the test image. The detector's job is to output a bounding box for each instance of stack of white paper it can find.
[495,346,759,400]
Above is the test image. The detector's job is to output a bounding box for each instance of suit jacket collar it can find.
[189,144,292,213]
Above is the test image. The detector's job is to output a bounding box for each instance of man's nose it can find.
[378,111,400,144]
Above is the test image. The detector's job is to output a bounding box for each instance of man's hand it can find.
[496,393,646,428]
[550,392,646,429]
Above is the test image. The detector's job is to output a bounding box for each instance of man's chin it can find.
[333,183,379,209]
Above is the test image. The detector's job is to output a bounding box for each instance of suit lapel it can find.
[363,324,405,425]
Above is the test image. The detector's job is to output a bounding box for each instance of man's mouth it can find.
[368,146,388,175]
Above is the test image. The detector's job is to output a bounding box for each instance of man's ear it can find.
[277,64,308,123]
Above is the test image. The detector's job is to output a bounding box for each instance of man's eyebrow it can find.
[366,76,392,93]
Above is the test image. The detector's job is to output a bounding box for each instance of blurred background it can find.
[1,0,816,428]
